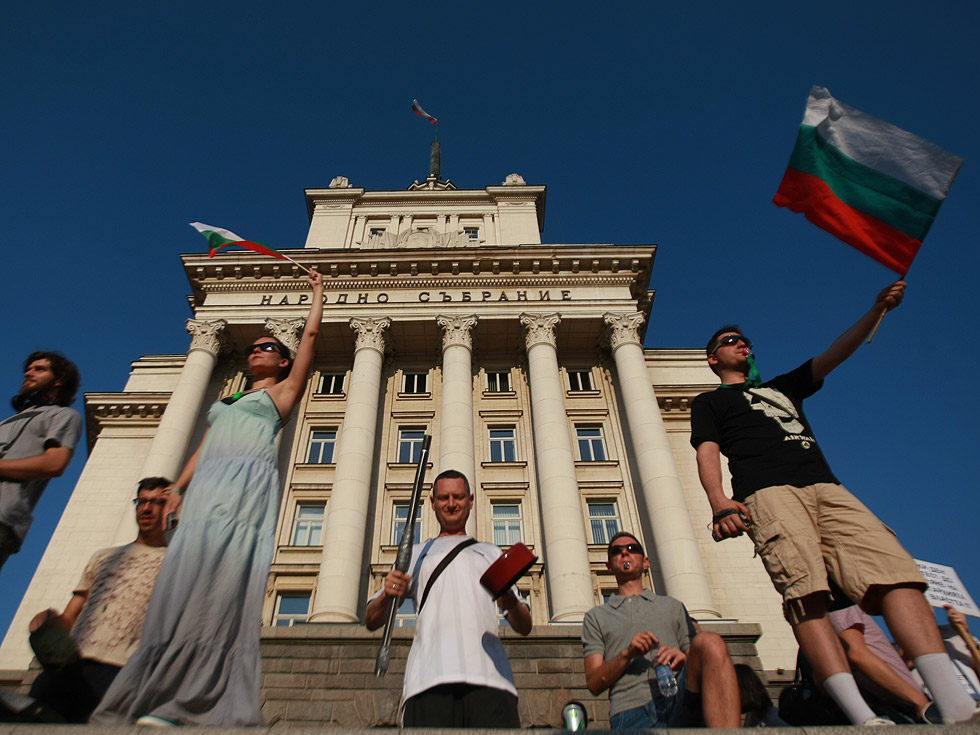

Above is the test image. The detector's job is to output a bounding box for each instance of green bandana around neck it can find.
[721,353,763,390]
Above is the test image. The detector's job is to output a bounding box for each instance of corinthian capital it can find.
[603,312,646,350]
[186,319,228,356]
[519,313,561,350]
[350,316,391,353]
[265,317,306,356]
[436,314,478,351]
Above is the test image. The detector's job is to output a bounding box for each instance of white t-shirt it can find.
[71,542,167,667]
[372,535,526,702]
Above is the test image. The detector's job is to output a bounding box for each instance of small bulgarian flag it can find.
[190,222,290,260]
[774,86,963,276]
[412,99,437,125]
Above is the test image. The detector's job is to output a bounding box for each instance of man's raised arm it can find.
[812,281,906,382]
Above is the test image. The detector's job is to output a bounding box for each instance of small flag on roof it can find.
[189,222,310,273]
[190,222,291,261]
[412,99,438,126]
[773,86,963,276]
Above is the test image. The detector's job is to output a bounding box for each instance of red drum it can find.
[480,542,537,599]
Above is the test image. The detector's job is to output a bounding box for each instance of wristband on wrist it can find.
[166,487,184,496]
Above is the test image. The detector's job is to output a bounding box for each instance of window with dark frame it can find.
[489,427,517,463]
[576,425,607,461]
[587,501,621,545]
[274,592,311,626]
[568,369,595,392]
[291,503,325,546]
[403,372,428,394]
[398,428,426,463]
[486,370,512,392]
[307,429,338,463]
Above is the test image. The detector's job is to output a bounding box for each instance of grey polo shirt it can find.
[581,590,692,717]
[0,404,82,546]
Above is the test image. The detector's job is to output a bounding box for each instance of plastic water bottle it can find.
[655,663,678,697]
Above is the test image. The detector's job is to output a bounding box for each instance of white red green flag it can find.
[412,99,437,125]
[189,222,291,261]
[774,86,963,276]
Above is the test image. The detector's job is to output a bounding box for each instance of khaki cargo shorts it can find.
[744,483,926,624]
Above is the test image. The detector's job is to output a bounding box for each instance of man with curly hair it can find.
[0,352,82,571]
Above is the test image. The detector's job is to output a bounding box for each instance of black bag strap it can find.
[418,538,477,615]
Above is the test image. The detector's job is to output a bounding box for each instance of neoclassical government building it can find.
[0,163,797,682]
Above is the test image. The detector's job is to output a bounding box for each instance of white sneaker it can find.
[862,716,895,726]
[136,715,180,727]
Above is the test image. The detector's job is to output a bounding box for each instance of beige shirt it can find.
[72,543,166,666]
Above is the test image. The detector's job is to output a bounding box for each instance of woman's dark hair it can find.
[24,351,80,406]
[734,663,772,715]
[248,337,293,379]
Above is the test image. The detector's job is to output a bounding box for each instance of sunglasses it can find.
[609,543,644,557]
[244,342,283,357]
[133,498,167,508]
[710,334,752,355]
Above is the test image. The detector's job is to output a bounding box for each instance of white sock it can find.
[914,652,976,723]
[822,672,877,725]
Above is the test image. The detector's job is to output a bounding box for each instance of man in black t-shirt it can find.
[690,281,977,726]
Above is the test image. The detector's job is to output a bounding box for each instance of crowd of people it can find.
[2,274,978,728]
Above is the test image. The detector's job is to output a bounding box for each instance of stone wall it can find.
[3,621,766,728]
[259,621,765,729]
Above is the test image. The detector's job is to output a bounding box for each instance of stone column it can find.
[310,316,390,622]
[113,319,227,544]
[519,313,594,622]
[265,316,306,355]
[603,312,718,618]
[435,315,477,486]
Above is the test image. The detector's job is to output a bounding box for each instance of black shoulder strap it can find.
[418,538,478,615]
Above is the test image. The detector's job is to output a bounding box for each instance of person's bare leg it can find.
[874,585,976,723]
[684,632,740,728]
[792,593,877,724]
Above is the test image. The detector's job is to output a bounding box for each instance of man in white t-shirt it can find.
[26,477,170,722]
[366,469,532,727]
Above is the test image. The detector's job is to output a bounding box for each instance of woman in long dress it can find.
[91,270,324,726]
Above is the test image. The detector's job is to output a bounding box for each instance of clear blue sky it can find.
[2,2,977,642]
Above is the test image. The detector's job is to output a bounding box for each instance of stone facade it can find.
[0,171,797,682]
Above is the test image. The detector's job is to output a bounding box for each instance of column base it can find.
[307,611,360,624]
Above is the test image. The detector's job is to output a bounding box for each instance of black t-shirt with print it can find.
[690,359,838,501]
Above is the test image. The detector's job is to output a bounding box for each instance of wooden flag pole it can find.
[866,307,888,344]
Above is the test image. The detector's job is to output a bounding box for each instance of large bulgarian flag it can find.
[189,222,291,261]
[773,86,963,276]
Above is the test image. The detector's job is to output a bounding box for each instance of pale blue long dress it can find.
[91,390,282,726]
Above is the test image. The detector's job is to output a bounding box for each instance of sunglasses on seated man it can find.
[244,342,284,357]
[608,542,644,557]
[710,334,752,355]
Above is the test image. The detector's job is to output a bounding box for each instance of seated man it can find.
[582,531,740,728]
[26,477,170,722]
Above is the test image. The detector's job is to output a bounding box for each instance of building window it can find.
[307,429,338,463]
[492,503,523,546]
[398,428,426,463]
[274,592,311,626]
[588,501,621,545]
[403,372,428,394]
[489,427,517,463]
[486,370,512,393]
[394,597,417,627]
[291,503,325,546]
[568,369,595,392]
[391,502,423,545]
[576,426,607,461]
[369,227,386,238]
[463,226,480,242]
[317,373,345,395]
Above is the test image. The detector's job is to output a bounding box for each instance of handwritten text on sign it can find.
[915,559,980,617]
